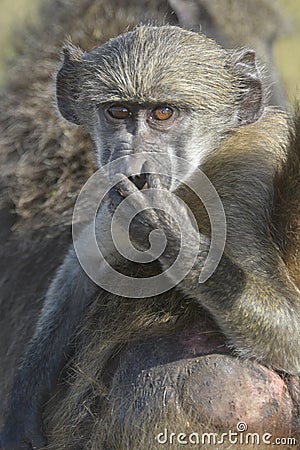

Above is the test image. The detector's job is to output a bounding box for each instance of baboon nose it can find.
[129,174,147,190]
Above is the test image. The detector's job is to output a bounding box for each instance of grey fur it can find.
[1,24,299,450]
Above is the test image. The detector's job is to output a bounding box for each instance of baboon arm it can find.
[0,246,99,448]
[1,207,117,447]
[4,247,97,420]
[161,246,300,375]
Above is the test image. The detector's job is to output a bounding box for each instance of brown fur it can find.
[43,292,296,450]
[170,0,289,106]
[0,0,289,233]
[40,107,300,449]
[0,0,176,232]
[272,107,300,286]
[0,2,299,449]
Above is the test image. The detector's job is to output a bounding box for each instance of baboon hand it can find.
[109,170,197,254]
[0,412,46,450]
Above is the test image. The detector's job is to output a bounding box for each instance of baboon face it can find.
[56,25,264,186]
[93,101,217,189]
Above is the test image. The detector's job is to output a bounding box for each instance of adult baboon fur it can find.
[0,1,299,450]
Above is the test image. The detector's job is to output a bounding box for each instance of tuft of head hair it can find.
[57,25,265,128]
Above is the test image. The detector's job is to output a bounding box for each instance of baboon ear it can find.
[56,45,84,125]
[228,49,264,126]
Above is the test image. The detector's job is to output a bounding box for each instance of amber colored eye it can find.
[107,105,131,119]
[152,106,173,121]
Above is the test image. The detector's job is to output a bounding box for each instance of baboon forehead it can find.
[81,25,234,109]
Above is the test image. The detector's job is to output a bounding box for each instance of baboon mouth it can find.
[129,174,148,190]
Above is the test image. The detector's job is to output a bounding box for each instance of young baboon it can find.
[0,0,288,232]
[1,24,300,449]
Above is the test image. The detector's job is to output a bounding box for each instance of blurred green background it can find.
[275,0,300,101]
[0,0,39,73]
[0,0,299,100]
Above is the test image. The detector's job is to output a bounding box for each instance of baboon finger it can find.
[112,174,139,198]
[141,160,163,189]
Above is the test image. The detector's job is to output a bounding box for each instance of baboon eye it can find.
[107,105,131,119]
[151,106,173,121]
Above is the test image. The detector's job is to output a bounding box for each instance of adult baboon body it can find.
[0,1,299,450]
